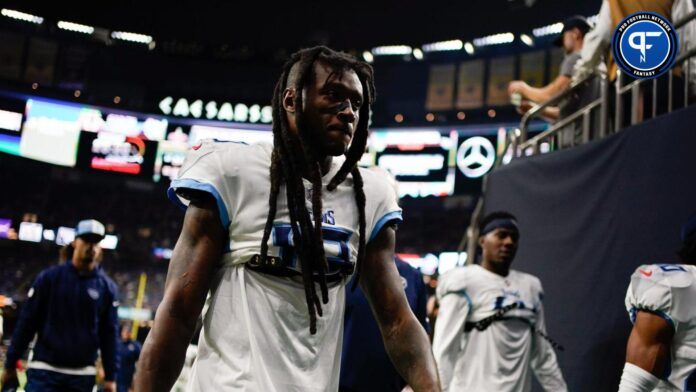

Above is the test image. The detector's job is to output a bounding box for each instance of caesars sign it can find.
[158,97,272,124]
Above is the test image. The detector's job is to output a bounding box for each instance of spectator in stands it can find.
[117,322,141,392]
[508,15,591,123]
[509,16,591,147]
[1,219,120,392]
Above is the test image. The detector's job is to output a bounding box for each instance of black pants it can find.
[25,369,95,392]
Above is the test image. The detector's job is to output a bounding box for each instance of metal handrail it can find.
[517,72,608,157]
[674,9,696,29]
[519,96,603,155]
[675,46,696,68]
[615,45,696,128]
[518,72,598,142]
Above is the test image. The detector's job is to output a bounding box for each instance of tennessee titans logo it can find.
[612,12,678,79]
[87,288,100,300]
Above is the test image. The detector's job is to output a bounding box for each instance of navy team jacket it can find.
[4,262,120,380]
[340,258,430,392]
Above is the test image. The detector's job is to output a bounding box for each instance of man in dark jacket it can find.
[1,219,120,392]
[340,256,430,392]
[117,322,141,392]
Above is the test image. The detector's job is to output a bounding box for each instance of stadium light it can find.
[532,22,563,37]
[464,42,475,55]
[422,39,463,53]
[473,33,514,47]
[362,51,374,63]
[111,31,153,45]
[412,48,424,60]
[1,9,43,24]
[520,34,534,47]
[371,45,412,56]
[58,21,95,35]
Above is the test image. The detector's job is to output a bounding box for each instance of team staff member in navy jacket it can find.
[1,219,120,392]
[340,256,430,392]
[117,322,141,392]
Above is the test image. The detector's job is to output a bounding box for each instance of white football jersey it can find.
[625,264,696,391]
[433,264,567,392]
[168,140,402,391]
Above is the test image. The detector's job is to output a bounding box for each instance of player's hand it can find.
[1,368,19,389]
[103,381,117,392]
[507,80,527,96]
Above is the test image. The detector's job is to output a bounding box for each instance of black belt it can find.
[463,302,564,351]
[464,303,519,332]
[245,254,353,283]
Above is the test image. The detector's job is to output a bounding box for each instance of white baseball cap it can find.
[75,219,106,242]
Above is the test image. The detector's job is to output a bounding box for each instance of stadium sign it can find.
[158,96,273,124]
[456,136,495,178]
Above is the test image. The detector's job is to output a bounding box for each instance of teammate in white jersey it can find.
[134,46,440,392]
[433,211,567,392]
[619,215,696,392]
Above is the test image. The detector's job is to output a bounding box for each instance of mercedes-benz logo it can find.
[456,136,495,178]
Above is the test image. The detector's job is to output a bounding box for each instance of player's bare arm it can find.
[134,192,226,392]
[625,310,673,377]
[360,225,441,392]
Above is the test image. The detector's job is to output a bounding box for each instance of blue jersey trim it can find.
[441,289,473,317]
[630,307,676,331]
[166,187,188,211]
[369,211,403,243]
[459,289,473,317]
[167,178,231,230]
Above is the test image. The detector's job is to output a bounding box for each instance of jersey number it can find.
[657,264,686,272]
[494,296,529,310]
[272,223,354,270]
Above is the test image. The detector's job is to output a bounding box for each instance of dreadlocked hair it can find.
[258,46,375,334]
